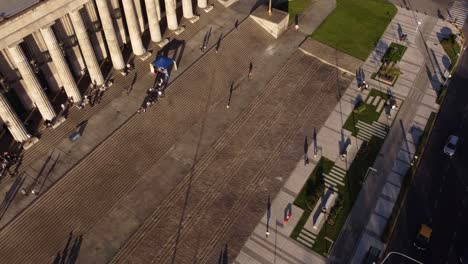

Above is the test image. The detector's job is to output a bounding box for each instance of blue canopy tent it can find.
[149,56,177,80]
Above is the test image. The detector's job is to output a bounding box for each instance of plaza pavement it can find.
[236,5,459,264]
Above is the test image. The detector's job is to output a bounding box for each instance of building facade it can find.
[0,0,204,143]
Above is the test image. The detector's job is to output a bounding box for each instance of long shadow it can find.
[0,175,25,220]
[170,52,214,264]
[38,153,60,194]
[26,153,53,194]
[53,232,83,264]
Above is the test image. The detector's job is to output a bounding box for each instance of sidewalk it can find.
[237,5,454,264]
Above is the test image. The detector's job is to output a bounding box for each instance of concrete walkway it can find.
[237,4,455,264]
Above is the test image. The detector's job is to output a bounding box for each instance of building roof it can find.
[0,0,40,22]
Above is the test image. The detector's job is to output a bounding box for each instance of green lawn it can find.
[276,0,313,24]
[290,157,334,240]
[313,137,384,255]
[311,0,397,60]
[381,42,407,63]
[343,89,389,135]
[382,112,436,242]
[440,34,461,70]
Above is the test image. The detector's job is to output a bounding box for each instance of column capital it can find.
[7,39,24,48]
[40,22,56,30]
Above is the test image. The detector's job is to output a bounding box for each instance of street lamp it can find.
[416,21,422,32]
[380,252,423,264]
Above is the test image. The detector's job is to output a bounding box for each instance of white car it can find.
[444,135,459,156]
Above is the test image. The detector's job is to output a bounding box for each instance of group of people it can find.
[137,77,165,114]
[358,80,369,91]
[0,151,18,177]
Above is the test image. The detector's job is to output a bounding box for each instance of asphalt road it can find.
[385,27,468,263]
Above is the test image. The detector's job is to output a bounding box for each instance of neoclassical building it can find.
[0,0,208,144]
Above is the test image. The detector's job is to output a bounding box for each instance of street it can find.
[385,27,468,263]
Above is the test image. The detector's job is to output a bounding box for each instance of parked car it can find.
[413,224,432,251]
[444,135,459,156]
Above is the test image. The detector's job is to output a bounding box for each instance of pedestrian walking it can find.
[248,62,253,80]
[234,19,239,31]
[227,83,234,109]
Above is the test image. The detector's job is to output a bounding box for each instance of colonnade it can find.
[0,0,211,144]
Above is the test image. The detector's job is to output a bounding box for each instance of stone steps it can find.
[356,120,387,138]
[324,174,345,187]
[297,227,316,248]
[325,183,339,192]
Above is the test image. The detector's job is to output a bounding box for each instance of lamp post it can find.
[416,21,422,32]
[268,0,272,15]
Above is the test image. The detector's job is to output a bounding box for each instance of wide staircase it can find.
[0,17,278,264]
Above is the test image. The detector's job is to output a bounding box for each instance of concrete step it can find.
[297,236,314,248]
[356,120,387,134]
[357,127,374,138]
[325,183,340,192]
[357,132,371,142]
[298,231,315,244]
[356,122,387,138]
[330,167,345,177]
[301,227,317,239]
[329,170,345,180]
[366,95,375,104]
[372,96,381,106]
[376,99,385,113]
[324,174,345,186]
[372,121,389,130]
[332,166,346,175]
[325,172,345,184]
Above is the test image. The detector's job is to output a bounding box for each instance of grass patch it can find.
[382,112,436,242]
[290,157,334,239]
[276,0,313,24]
[343,89,389,135]
[436,86,447,105]
[311,0,397,60]
[440,34,461,70]
[313,137,384,256]
[381,42,407,63]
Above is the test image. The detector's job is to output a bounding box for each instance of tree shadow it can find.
[436,26,454,41]
[53,232,83,264]
[442,55,451,72]
[0,174,25,220]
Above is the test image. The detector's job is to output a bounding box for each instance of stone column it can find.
[198,0,207,9]
[121,0,146,56]
[165,0,178,30]
[182,0,194,18]
[145,0,162,42]
[155,0,161,21]
[0,93,30,142]
[95,0,126,70]
[40,25,82,102]
[69,8,105,85]
[109,0,128,45]
[85,1,108,60]
[7,43,56,121]
[133,0,145,33]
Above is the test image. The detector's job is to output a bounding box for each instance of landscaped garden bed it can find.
[343,89,389,136]
[372,42,407,86]
[311,0,397,60]
[312,136,384,256]
[290,157,334,240]
[440,34,461,70]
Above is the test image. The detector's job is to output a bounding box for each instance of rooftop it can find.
[0,0,39,22]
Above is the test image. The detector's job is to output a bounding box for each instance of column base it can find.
[174,26,186,35]
[203,5,214,13]
[188,16,200,24]
[139,51,152,61]
[23,137,39,150]
[158,38,170,48]
[52,116,66,129]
